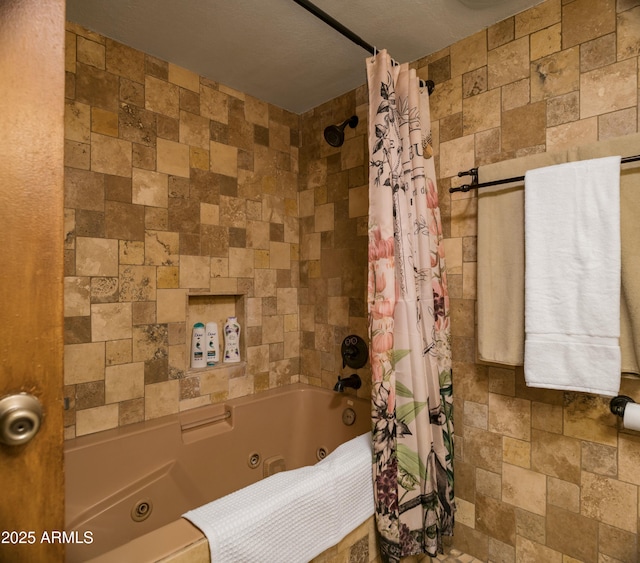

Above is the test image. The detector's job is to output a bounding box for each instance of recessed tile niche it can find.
[186,293,246,373]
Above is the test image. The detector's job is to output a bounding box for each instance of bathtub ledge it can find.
[86,519,208,563]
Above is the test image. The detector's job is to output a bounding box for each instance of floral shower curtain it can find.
[366,50,455,561]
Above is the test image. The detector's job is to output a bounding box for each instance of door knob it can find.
[0,393,42,446]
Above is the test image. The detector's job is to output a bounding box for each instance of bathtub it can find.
[64,383,371,562]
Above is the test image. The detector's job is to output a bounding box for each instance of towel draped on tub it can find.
[183,432,374,563]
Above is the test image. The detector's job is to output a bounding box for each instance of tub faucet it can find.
[333,373,361,392]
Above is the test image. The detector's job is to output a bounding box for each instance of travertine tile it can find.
[65,277,91,317]
[314,202,334,232]
[179,255,210,288]
[66,100,91,143]
[489,393,531,441]
[488,18,514,51]
[548,476,580,513]
[515,0,561,38]
[531,428,580,483]
[91,302,133,341]
[598,522,638,563]
[168,63,199,92]
[546,117,598,153]
[133,324,168,363]
[91,107,118,137]
[530,23,561,61]
[451,31,487,78]
[464,426,502,473]
[200,85,229,124]
[145,75,179,118]
[463,88,501,135]
[515,536,562,563]
[144,380,180,420]
[530,401,563,434]
[562,0,616,49]
[105,362,144,403]
[132,168,169,208]
[119,265,157,302]
[563,393,618,446]
[440,134,475,178]
[179,110,209,149]
[64,342,105,385]
[501,101,546,153]
[455,497,476,529]
[580,471,638,533]
[270,241,291,270]
[487,37,530,90]
[91,132,132,177]
[617,432,640,485]
[580,59,638,118]
[105,39,144,82]
[119,240,145,265]
[530,48,579,103]
[581,440,617,477]
[76,237,118,276]
[580,33,616,73]
[91,277,118,304]
[475,494,516,547]
[515,508,546,545]
[599,107,638,140]
[105,339,132,366]
[546,504,598,562]
[76,404,119,436]
[502,462,546,516]
[502,437,530,468]
[157,137,190,178]
[210,140,238,177]
[65,168,105,212]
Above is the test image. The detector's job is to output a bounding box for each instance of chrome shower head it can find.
[323,115,358,147]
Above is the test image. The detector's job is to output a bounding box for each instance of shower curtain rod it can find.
[291,0,435,95]
[450,154,640,193]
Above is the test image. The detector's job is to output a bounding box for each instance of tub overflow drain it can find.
[248,452,261,469]
[342,407,356,426]
[131,499,153,522]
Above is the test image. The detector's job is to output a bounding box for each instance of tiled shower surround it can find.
[64,0,640,560]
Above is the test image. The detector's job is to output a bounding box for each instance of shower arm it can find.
[291,0,435,95]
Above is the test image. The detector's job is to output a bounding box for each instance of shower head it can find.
[323,115,358,147]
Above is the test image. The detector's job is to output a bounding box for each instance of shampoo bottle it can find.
[191,322,206,369]
[205,321,220,366]
[223,316,241,363]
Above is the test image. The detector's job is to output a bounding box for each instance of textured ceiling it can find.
[66,0,544,114]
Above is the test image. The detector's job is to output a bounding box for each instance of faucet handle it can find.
[341,335,368,369]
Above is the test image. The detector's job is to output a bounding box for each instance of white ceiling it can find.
[66,0,544,114]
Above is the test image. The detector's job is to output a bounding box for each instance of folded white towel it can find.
[183,433,373,563]
[524,156,622,396]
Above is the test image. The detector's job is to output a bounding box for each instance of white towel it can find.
[183,433,373,563]
[524,156,622,396]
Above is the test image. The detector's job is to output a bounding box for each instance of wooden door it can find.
[0,0,66,561]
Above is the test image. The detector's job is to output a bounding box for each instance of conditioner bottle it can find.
[205,321,220,366]
[223,316,241,363]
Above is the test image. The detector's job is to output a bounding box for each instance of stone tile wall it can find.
[63,23,301,437]
[298,87,372,399]
[416,0,640,560]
